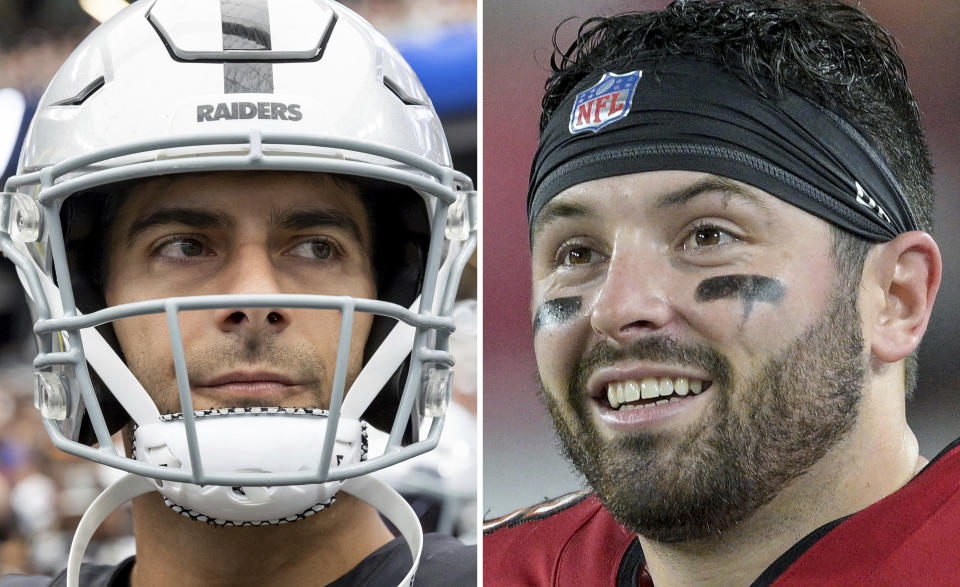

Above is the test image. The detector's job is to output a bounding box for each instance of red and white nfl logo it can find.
[568,70,642,134]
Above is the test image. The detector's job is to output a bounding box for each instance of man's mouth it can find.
[201,371,298,387]
[192,370,315,405]
[605,377,712,410]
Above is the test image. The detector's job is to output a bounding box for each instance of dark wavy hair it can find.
[540,0,933,395]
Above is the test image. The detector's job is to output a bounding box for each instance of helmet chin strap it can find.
[342,296,419,420]
[344,476,424,586]
[343,239,462,420]
[66,474,154,587]
[66,474,423,587]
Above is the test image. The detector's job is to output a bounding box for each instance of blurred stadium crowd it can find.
[0,0,477,576]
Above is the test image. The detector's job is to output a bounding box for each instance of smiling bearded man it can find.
[554,282,863,545]
[483,1,960,585]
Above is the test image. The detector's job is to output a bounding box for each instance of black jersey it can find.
[0,533,474,587]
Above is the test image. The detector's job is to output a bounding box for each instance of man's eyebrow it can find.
[531,177,766,237]
[531,201,594,237]
[656,177,768,209]
[126,208,233,244]
[274,208,368,249]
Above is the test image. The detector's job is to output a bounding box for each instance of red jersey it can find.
[483,438,960,585]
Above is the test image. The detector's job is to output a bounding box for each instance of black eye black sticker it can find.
[533,296,582,333]
[695,275,784,318]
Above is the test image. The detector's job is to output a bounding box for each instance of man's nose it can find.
[589,245,677,344]
[212,245,291,335]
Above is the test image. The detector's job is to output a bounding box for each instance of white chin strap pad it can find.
[133,411,365,524]
[67,474,422,587]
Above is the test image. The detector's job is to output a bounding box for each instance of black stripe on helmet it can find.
[221,0,274,94]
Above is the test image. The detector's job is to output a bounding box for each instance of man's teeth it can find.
[606,377,706,410]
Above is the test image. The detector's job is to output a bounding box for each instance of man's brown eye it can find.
[695,227,722,247]
[683,225,736,250]
[565,247,593,265]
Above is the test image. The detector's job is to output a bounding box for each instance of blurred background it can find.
[483,0,960,518]
[0,0,476,577]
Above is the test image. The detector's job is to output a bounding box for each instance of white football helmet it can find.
[0,1,476,584]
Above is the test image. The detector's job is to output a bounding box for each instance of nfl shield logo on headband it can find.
[569,70,642,134]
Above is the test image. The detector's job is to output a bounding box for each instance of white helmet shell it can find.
[21,0,451,175]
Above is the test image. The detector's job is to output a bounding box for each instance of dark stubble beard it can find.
[128,332,329,414]
[541,286,865,543]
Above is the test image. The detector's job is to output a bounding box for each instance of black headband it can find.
[528,56,917,241]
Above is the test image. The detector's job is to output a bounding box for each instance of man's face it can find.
[530,170,867,543]
[104,171,376,414]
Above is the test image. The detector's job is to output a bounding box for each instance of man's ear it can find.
[867,231,941,362]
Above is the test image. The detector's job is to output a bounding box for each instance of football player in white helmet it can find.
[0,1,476,585]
